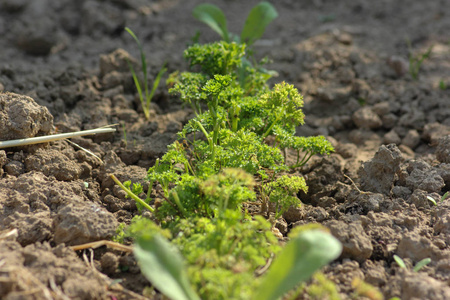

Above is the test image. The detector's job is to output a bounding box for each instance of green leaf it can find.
[393,255,406,269]
[193,4,230,42]
[240,2,278,46]
[427,196,437,206]
[413,258,431,272]
[253,229,342,300]
[125,27,150,119]
[134,235,200,300]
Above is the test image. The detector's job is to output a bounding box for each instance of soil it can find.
[1,0,450,299]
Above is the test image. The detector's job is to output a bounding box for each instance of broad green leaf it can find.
[193,4,230,42]
[240,2,278,46]
[134,235,200,300]
[253,229,342,300]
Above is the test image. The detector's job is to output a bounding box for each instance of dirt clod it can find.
[0,92,53,141]
[359,144,403,195]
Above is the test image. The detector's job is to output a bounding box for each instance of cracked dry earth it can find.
[0,0,450,299]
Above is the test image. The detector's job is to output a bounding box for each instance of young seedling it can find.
[393,254,431,272]
[406,39,433,80]
[427,191,449,206]
[125,27,167,120]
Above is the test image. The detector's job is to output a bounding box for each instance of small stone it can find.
[387,56,409,77]
[423,123,450,146]
[101,252,119,276]
[401,270,450,300]
[336,142,357,158]
[25,149,82,181]
[436,135,450,163]
[392,186,412,199]
[436,163,450,187]
[372,101,390,116]
[397,231,439,262]
[381,113,398,129]
[359,144,403,195]
[402,130,421,150]
[408,189,430,209]
[383,129,401,145]
[406,165,444,193]
[5,161,25,177]
[352,107,383,129]
[99,49,136,78]
[54,202,118,245]
[336,32,353,45]
[0,92,54,141]
[326,220,373,262]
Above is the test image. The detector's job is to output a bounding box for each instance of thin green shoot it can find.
[110,174,154,212]
[393,255,431,272]
[413,258,431,272]
[407,39,433,80]
[393,255,406,268]
[125,27,167,120]
[427,195,437,206]
[441,191,449,202]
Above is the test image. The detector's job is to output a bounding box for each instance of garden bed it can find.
[0,0,450,299]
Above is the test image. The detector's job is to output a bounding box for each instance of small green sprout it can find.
[427,191,449,206]
[439,80,447,90]
[427,195,437,206]
[393,254,431,272]
[407,39,433,80]
[125,27,167,120]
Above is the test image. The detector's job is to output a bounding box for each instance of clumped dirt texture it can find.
[1,0,450,299]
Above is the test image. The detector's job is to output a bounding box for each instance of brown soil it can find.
[1,0,450,299]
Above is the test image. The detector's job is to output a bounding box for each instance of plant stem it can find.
[110,174,154,212]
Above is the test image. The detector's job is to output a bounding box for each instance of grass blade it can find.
[240,2,278,46]
[147,64,168,113]
[125,27,151,119]
[193,4,229,42]
[253,229,342,300]
[134,235,200,300]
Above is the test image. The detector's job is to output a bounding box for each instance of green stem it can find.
[146,179,154,203]
[262,117,280,139]
[171,191,187,217]
[110,174,154,212]
[292,151,313,168]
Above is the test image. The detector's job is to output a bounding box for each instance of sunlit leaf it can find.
[193,4,230,42]
[254,229,342,300]
[134,235,200,300]
[241,2,278,46]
